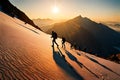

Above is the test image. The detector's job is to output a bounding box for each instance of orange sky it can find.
[9,0,120,22]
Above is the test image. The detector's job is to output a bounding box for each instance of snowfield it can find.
[0,12,120,80]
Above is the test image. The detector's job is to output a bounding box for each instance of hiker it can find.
[74,43,77,49]
[61,37,66,48]
[51,31,59,47]
[25,22,27,24]
[70,43,74,49]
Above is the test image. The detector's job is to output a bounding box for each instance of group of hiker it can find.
[51,31,66,48]
[51,31,82,50]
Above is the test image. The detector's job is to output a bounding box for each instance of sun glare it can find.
[52,6,59,14]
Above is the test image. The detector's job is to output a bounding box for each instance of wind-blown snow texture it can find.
[0,12,120,80]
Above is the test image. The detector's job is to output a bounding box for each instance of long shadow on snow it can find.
[85,55,120,76]
[65,50,99,79]
[14,21,39,34]
[52,46,83,80]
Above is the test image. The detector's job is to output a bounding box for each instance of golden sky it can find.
[9,0,120,22]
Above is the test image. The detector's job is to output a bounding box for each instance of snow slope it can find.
[0,12,120,80]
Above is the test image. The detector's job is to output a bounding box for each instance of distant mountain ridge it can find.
[46,15,120,58]
[0,0,41,30]
[32,18,63,32]
[101,22,120,32]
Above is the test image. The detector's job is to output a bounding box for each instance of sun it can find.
[52,6,59,14]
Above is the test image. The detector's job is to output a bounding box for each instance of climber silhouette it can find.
[62,37,66,49]
[51,31,59,47]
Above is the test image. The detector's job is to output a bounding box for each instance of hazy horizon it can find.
[9,0,120,22]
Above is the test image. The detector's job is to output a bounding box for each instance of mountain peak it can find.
[46,15,120,57]
[72,15,92,23]
[77,15,82,18]
[74,15,82,19]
